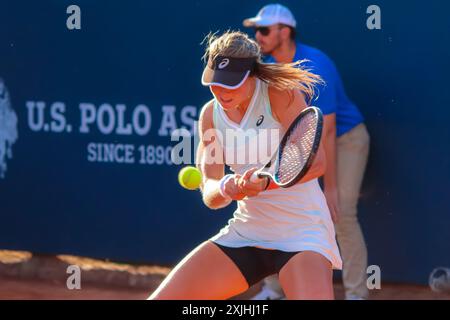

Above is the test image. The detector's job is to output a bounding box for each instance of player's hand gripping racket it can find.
[250,106,323,188]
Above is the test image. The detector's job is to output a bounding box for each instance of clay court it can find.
[1,250,449,300]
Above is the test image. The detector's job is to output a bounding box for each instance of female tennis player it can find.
[148,31,342,300]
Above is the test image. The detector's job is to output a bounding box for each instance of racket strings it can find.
[277,112,318,184]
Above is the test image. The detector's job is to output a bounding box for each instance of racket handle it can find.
[250,171,264,183]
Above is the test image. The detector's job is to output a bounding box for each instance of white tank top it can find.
[210,79,342,270]
[212,78,283,175]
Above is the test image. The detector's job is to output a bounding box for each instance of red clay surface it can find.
[1,275,450,300]
[1,250,449,300]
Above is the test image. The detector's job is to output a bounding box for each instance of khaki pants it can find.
[334,123,370,299]
[263,123,370,299]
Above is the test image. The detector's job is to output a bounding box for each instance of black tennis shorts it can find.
[213,241,301,287]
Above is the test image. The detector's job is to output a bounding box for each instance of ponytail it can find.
[253,60,323,100]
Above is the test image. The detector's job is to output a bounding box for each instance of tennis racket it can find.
[250,106,323,188]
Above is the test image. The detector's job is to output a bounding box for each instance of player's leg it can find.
[278,251,334,300]
[334,123,370,299]
[148,240,249,300]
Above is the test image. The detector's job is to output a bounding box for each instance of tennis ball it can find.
[178,166,202,190]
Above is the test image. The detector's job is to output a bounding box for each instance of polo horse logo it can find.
[0,78,18,179]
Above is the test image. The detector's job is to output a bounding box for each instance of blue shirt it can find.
[265,42,364,136]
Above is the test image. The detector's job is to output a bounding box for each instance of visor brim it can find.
[201,67,251,89]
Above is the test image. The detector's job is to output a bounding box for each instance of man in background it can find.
[243,4,370,300]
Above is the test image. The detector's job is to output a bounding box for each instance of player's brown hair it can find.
[202,31,322,99]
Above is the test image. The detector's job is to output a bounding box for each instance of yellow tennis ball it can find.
[178,166,202,190]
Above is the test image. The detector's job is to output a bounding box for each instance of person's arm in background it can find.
[311,59,340,223]
[322,113,339,223]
